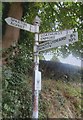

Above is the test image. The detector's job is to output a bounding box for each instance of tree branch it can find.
[49,3,63,23]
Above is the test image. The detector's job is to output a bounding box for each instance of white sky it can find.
[44,53,81,67]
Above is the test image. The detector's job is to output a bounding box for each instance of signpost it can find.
[5,17,37,33]
[39,29,74,41]
[5,16,41,119]
[38,32,78,52]
[32,16,41,119]
[5,16,78,119]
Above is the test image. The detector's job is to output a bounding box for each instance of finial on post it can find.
[33,16,41,26]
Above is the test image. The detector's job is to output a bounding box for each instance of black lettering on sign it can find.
[70,34,73,38]
[69,38,73,42]
[24,23,27,27]
[11,22,15,26]
[61,37,63,41]
[58,38,61,42]
[70,34,76,38]
[50,36,55,39]
[73,38,76,41]
[62,36,66,41]
[46,33,48,36]
[15,19,17,23]
[11,18,16,22]
[69,33,76,42]
[18,24,20,27]
[50,32,52,35]
[56,39,59,43]
[44,37,48,39]
[58,38,61,41]
[15,23,18,26]
[22,25,25,29]
[11,22,13,24]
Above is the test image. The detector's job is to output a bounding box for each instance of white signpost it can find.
[5,16,78,119]
[39,29,74,41]
[5,17,37,33]
[5,16,41,119]
[39,32,78,52]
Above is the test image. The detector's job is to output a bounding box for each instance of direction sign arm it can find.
[38,32,78,52]
[5,17,37,33]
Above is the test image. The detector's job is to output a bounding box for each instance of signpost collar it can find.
[33,16,41,26]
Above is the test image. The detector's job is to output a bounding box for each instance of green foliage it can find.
[39,95,48,119]
[38,2,82,59]
[2,65,32,118]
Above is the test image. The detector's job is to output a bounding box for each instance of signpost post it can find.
[32,16,41,119]
[5,17,37,33]
[5,16,78,119]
